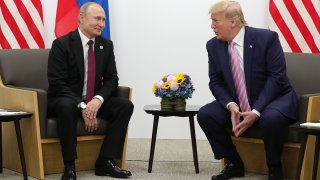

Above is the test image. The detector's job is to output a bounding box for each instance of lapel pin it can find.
[249,45,253,48]
[100,46,103,49]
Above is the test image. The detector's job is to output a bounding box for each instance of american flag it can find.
[0,0,45,49]
[268,0,320,53]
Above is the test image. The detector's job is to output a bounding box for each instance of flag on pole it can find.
[0,0,45,49]
[268,0,320,53]
[55,0,110,39]
[55,0,80,38]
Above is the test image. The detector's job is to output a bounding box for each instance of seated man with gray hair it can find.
[47,2,133,179]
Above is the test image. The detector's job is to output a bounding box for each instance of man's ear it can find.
[79,13,85,24]
[231,20,236,27]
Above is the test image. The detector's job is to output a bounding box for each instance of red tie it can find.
[229,41,251,112]
[86,40,95,103]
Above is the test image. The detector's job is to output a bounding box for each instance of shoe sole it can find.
[95,172,130,178]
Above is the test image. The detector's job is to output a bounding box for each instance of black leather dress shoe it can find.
[95,159,132,178]
[212,162,245,180]
[268,167,283,180]
[61,163,76,180]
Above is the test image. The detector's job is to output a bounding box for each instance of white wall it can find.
[42,0,269,139]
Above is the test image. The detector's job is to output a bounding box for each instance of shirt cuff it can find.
[252,109,261,117]
[226,102,238,111]
[77,102,83,108]
[94,95,104,103]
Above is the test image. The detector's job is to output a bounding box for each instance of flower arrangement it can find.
[152,73,195,100]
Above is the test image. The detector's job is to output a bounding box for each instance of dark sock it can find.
[269,164,282,172]
[269,165,283,177]
[64,160,75,166]
[98,156,114,162]
[227,152,243,164]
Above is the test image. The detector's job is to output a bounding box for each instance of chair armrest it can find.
[0,82,42,146]
[299,93,320,123]
[113,86,132,100]
[305,95,320,122]
[7,85,48,137]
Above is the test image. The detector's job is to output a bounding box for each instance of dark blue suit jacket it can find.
[206,26,298,120]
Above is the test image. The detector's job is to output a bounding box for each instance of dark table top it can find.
[290,123,320,135]
[143,105,201,117]
[0,110,32,122]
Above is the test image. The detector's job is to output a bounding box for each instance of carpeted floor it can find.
[0,139,284,179]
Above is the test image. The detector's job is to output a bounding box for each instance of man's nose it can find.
[211,23,215,29]
[98,20,105,27]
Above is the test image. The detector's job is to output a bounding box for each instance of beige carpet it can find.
[0,139,281,179]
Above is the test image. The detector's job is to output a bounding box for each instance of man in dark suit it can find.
[47,2,133,180]
[197,1,298,180]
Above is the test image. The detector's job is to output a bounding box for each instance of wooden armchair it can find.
[299,96,320,180]
[0,49,131,179]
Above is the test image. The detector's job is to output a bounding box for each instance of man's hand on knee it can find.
[86,98,102,119]
[82,109,98,132]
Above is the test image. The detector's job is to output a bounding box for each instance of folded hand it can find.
[82,98,102,132]
[82,110,97,132]
[229,103,241,133]
[233,111,258,137]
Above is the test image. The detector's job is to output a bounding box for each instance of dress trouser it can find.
[197,101,292,167]
[48,96,134,161]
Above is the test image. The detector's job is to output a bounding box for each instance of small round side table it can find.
[0,110,32,180]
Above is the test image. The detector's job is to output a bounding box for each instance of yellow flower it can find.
[163,81,171,90]
[175,73,184,78]
[174,76,186,85]
[152,84,157,93]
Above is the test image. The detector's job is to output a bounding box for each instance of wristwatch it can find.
[78,102,87,110]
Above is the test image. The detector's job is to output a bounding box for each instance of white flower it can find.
[156,80,164,88]
[167,74,176,82]
[170,82,179,91]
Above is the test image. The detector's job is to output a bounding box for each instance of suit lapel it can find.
[94,37,104,81]
[220,42,233,85]
[243,27,255,100]
[71,30,85,82]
